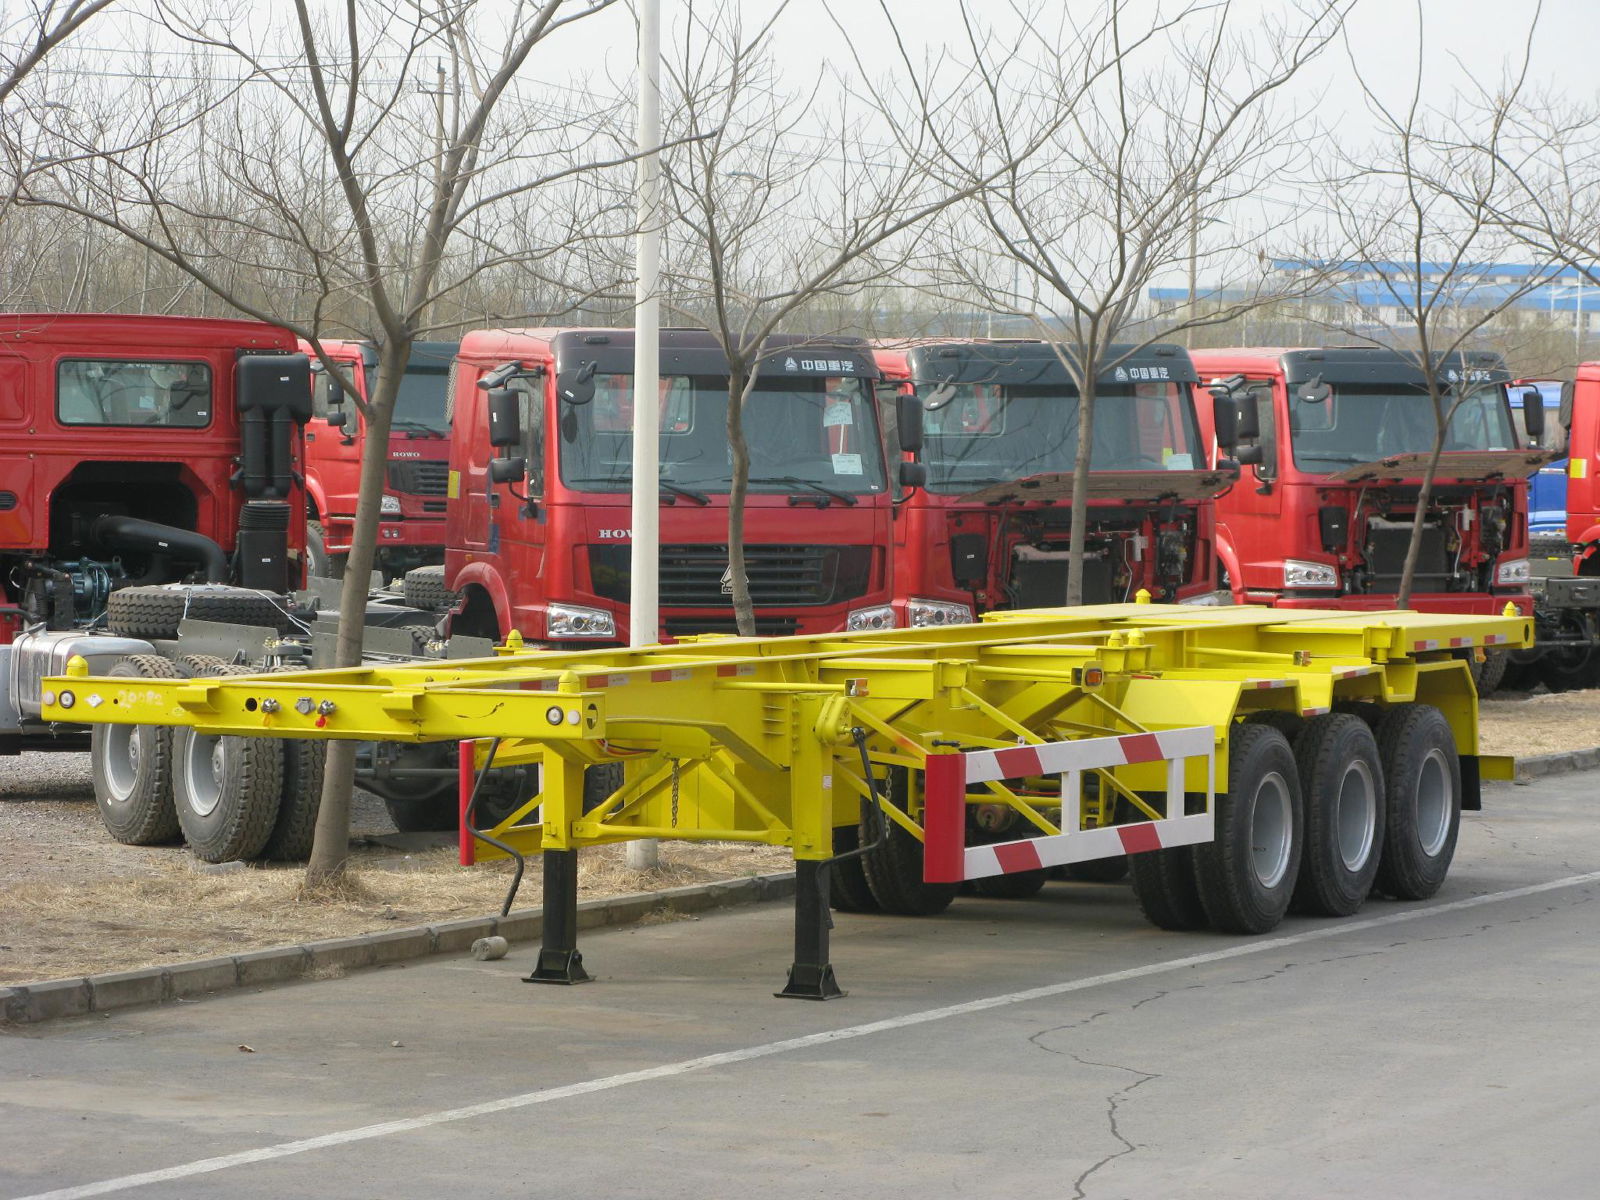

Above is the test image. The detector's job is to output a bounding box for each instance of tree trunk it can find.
[725,363,755,636]
[1394,427,1447,612]
[1066,373,1097,606]
[305,337,411,885]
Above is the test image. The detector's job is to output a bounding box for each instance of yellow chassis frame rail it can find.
[45,599,1530,999]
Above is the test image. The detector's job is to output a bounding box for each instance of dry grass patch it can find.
[1479,689,1600,758]
[0,840,789,986]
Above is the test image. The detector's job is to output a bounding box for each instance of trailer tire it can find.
[306,520,345,580]
[401,624,443,656]
[1245,708,1306,743]
[383,794,456,833]
[1535,645,1600,693]
[973,868,1049,899]
[1290,713,1384,917]
[1193,723,1303,934]
[1373,703,1460,901]
[257,663,324,862]
[91,656,184,846]
[1471,649,1509,696]
[107,584,294,638]
[860,767,958,916]
[826,824,880,913]
[402,565,459,613]
[1129,846,1208,931]
[1064,856,1129,883]
[1497,655,1539,692]
[172,663,283,863]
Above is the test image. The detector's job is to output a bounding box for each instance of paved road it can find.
[4,773,1598,1200]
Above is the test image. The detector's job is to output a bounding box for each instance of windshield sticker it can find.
[832,452,864,475]
[1113,365,1171,382]
[1164,452,1194,469]
[823,400,854,427]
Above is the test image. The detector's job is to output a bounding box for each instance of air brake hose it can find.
[812,727,895,905]
[459,738,529,917]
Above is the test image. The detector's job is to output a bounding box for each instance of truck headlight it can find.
[906,598,974,627]
[1496,558,1531,586]
[546,602,616,638]
[1284,558,1338,589]
[846,604,897,631]
[380,494,402,516]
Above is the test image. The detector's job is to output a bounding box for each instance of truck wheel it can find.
[1373,704,1460,901]
[307,521,346,579]
[1193,723,1303,934]
[1245,708,1306,743]
[259,663,324,862]
[1497,655,1539,692]
[973,868,1049,899]
[91,656,183,845]
[1064,856,1129,883]
[382,795,456,833]
[402,565,460,613]
[860,767,959,916]
[1290,713,1384,917]
[1129,846,1207,930]
[107,584,295,638]
[826,824,880,913]
[1472,649,1509,696]
[1535,645,1600,692]
[172,663,283,863]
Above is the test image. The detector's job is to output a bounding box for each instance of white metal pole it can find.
[627,0,662,870]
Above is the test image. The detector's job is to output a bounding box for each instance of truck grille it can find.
[664,616,799,638]
[589,545,872,607]
[387,460,449,497]
[1366,518,1450,592]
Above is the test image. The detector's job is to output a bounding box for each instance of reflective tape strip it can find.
[961,813,1215,877]
[962,725,1211,784]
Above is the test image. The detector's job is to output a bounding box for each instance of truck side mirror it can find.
[1236,391,1261,441]
[326,376,346,408]
[488,456,527,484]
[1521,388,1546,445]
[896,393,925,453]
[898,460,928,489]
[556,361,597,406]
[1212,394,1239,451]
[1298,373,1332,404]
[1236,443,1264,466]
[488,387,522,447]
[326,405,351,431]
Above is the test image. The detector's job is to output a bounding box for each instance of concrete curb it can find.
[0,871,796,1027]
[1513,747,1600,780]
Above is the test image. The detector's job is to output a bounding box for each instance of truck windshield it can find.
[559,373,885,496]
[920,382,1203,493]
[1288,383,1517,471]
[392,364,450,433]
[56,359,212,428]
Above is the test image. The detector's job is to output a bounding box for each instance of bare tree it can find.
[0,0,117,108]
[5,0,625,884]
[881,0,1351,605]
[1317,1,1565,608]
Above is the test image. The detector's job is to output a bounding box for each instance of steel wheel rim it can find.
[1415,747,1452,857]
[1251,770,1293,889]
[1337,758,1378,872]
[183,733,225,818]
[103,725,140,802]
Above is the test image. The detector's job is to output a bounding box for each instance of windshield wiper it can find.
[750,475,858,506]
[660,481,710,506]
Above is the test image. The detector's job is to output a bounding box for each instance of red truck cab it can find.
[1190,347,1540,616]
[444,328,898,645]
[874,340,1227,618]
[300,339,456,577]
[1560,362,1600,571]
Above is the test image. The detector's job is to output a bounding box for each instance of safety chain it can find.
[670,757,680,828]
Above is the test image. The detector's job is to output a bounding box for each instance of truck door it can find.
[1224,378,1283,592]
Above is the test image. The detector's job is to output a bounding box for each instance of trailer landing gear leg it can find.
[525,848,590,985]
[778,859,845,1000]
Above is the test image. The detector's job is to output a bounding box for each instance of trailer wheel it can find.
[1497,655,1540,692]
[1129,846,1207,931]
[1064,856,1129,884]
[172,663,283,863]
[258,664,325,862]
[306,520,346,579]
[91,655,184,845]
[826,824,880,913]
[1373,704,1460,901]
[1290,713,1384,917]
[1471,649,1509,696]
[1193,723,1303,934]
[383,794,456,833]
[860,767,958,916]
[1535,645,1600,693]
[1245,708,1306,743]
[401,623,443,656]
[973,868,1049,899]
[402,565,459,613]
[107,584,295,638]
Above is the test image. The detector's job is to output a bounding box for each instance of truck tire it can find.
[826,824,880,913]
[1129,846,1207,930]
[107,584,294,638]
[172,663,284,863]
[1064,856,1129,883]
[91,655,184,845]
[1497,655,1539,692]
[383,794,456,833]
[860,767,958,916]
[1245,708,1306,743]
[1472,649,1509,696]
[402,565,459,613]
[307,520,346,580]
[1373,704,1460,901]
[1535,644,1600,692]
[260,663,325,862]
[1290,713,1384,917]
[401,623,443,656]
[1193,723,1303,934]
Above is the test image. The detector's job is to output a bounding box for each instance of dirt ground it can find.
[3,689,1598,988]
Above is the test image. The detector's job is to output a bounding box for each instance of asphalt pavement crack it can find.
[1064,1051,1161,1200]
